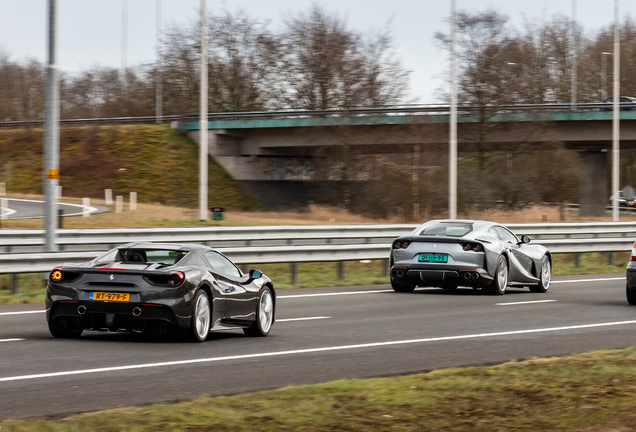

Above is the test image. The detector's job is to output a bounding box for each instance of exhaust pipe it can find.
[132,307,142,317]
[463,273,471,280]
[77,305,87,315]
[471,272,480,279]
[395,269,404,278]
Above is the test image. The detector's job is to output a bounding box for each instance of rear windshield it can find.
[418,222,473,237]
[119,249,187,265]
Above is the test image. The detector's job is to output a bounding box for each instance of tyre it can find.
[489,255,508,295]
[244,287,275,337]
[48,318,83,339]
[627,285,636,305]
[391,279,416,293]
[187,290,211,342]
[530,255,551,293]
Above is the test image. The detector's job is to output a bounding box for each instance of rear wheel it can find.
[244,287,275,337]
[48,318,82,339]
[530,255,551,293]
[391,279,416,293]
[186,290,211,342]
[489,256,508,295]
[627,285,636,305]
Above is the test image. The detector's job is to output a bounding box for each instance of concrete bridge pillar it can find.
[579,150,608,217]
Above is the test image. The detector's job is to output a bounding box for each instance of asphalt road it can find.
[1,274,635,420]
[0,198,106,220]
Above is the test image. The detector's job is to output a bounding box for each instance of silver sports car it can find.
[389,219,551,295]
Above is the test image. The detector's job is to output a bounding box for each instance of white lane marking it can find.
[552,277,625,284]
[496,300,557,306]
[0,310,44,316]
[2,320,636,383]
[279,290,392,299]
[0,338,24,343]
[277,316,330,322]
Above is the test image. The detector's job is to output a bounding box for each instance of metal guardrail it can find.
[0,102,626,129]
[0,222,635,275]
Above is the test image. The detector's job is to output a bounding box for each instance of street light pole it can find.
[199,0,208,221]
[612,0,620,222]
[44,0,59,252]
[449,0,457,219]
[156,0,162,124]
[571,0,577,110]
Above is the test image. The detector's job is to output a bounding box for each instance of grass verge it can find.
[5,347,636,430]
[1,253,628,304]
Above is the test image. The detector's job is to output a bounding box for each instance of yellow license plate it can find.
[90,292,130,302]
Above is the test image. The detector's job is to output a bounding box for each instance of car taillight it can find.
[50,267,63,282]
[393,240,411,249]
[631,241,636,261]
[461,242,483,252]
[168,272,185,287]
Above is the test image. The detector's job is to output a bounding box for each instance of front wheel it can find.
[530,255,551,293]
[244,287,275,337]
[489,255,508,295]
[186,290,211,342]
[627,285,636,305]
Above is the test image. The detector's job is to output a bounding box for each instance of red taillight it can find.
[168,272,185,287]
[472,243,483,252]
[632,242,636,260]
[462,243,471,251]
[393,240,411,249]
[461,243,483,252]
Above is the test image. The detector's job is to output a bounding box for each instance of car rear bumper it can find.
[391,264,493,288]
[626,266,636,289]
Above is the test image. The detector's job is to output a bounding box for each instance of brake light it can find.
[392,240,411,249]
[50,267,63,282]
[461,242,484,252]
[631,241,636,261]
[168,272,185,287]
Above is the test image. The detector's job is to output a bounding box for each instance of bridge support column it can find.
[579,150,608,217]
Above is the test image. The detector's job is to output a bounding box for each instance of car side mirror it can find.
[248,269,262,280]
[520,235,531,244]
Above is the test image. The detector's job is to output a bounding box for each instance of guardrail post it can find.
[608,252,614,266]
[574,253,581,268]
[337,261,344,280]
[382,259,389,277]
[290,263,297,285]
[11,274,18,294]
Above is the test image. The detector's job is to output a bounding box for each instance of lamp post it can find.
[571,0,577,110]
[612,0,620,222]
[449,0,457,219]
[602,52,612,100]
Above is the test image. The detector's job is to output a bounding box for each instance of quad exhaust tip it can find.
[391,269,405,278]
[132,307,142,317]
[463,272,480,280]
[77,305,87,315]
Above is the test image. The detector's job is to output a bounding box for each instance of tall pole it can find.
[449,0,457,219]
[199,0,208,221]
[44,0,59,252]
[121,0,128,93]
[156,0,163,124]
[571,0,577,110]
[612,0,620,222]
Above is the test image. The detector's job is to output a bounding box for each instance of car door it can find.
[203,251,258,322]
[493,226,536,283]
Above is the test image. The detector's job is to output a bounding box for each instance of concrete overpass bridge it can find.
[175,107,636,215]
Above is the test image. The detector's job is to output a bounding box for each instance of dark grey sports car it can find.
[45,242,275,342]
[389,220,551,295]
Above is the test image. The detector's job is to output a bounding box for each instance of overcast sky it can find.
[0,1,630,103]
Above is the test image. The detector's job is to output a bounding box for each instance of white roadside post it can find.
[0,182,5,196]
[0,198,7,221]
[82,197,90,217]
[130,192,137,210]
[116,195,124,213]
[105,189,113,206]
